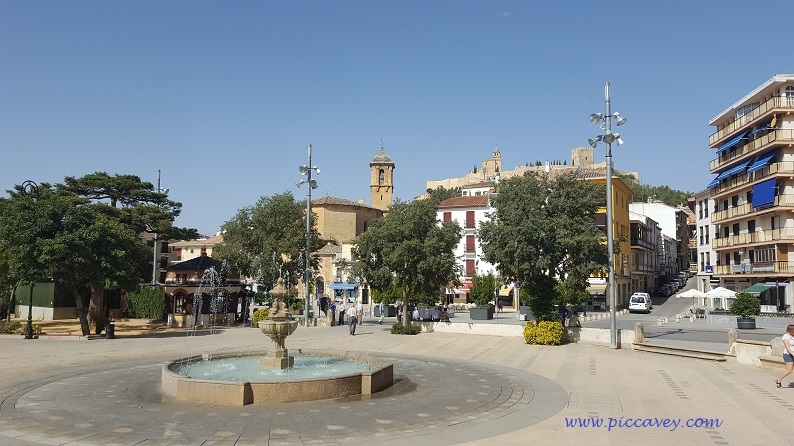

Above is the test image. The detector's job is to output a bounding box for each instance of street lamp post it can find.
[21,180,40,340]
[297,144,320,327]
[588,82,627,350]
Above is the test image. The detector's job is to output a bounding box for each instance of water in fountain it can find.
[190,266,224,336]
[172,355,373,382]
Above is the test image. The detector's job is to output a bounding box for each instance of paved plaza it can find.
[0,317,792,446]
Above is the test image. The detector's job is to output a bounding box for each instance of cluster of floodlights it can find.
[587,112,627,147]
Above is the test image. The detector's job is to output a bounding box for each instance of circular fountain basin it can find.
[162,349,394,405]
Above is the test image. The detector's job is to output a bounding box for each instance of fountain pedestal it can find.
[258,318,299,369]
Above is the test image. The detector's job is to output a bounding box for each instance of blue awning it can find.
[716,160,752,180]
[750,126,770,136]
[328,282,358,290]
[716,131,748,154]
[752,178,777,208]
[746,150,778,174]
[706,175,721,189]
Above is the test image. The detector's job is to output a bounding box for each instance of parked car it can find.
[629,293,653,313]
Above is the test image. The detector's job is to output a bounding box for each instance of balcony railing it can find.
[712,227,794,249]
[712,161,794,197]
[688,239,697,249]
[711,195,794,223]
[710,129,794,172]
[714,261,794,275]
[630,237,655,250]
[709,96,794,146]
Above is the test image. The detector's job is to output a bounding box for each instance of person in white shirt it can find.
[378,300,385,325]
[356,301,364,325]
[411,307,420,322]
[777,324,794,387]
[347,305,358,335]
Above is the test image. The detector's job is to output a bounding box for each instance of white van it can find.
[629,293,653,313]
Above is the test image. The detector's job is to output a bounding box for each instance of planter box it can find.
[470,307,494,320]
[737,317,756,329]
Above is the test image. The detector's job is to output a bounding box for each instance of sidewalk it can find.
[1,318,792,445]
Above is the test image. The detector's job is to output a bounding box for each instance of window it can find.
[731,195,739,207]
[704,201,708,217]
[466,235,475,253]
[748,220,755,233]
[465,211,475,228]
[443,212,451,222]
[786,86,794,100]
[732,223,740,236]
[465,259,475,277]
[379,169,385,183]
[201,247,207,256]
[736,102,759,120]
[174,248,182,261]
[706,252,710,266]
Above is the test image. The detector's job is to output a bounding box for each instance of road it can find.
[580,276,783,350]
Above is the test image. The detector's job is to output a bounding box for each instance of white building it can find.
[692,189,718,296]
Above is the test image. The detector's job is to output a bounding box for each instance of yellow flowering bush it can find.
[522,320,564,345]
[252,308,270,326]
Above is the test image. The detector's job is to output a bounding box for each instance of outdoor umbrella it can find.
[676,288,708,312]
[706,287,737,311]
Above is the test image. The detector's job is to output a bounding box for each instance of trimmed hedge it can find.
[0,321,42,335]
[390,322,421,335]
[125,286,165,320]
[523,320,564,345]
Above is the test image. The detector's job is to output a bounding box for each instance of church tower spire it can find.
[370,144,395,211]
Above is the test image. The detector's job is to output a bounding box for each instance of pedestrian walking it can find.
[330,301,336,326]
[558,303,571,327]
[347,305,358,335]
[357,300,364,325]
[338,302,345,326]
[378,300,385,325]
[777,324,794,388]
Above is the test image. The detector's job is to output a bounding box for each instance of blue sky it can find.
[1,0,791,235]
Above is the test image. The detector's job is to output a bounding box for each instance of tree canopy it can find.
[618,174,691,207]
[216,192,322,293]
[351,198,461,320]
[478,172,609,320]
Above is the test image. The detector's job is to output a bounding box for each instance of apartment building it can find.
[629,201,690,280]
[629,211,663,294]
[436,183,504,307]
[692,190,718,295]
[707,74,794,312]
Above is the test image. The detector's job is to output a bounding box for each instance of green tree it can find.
[217,192,322,294]
[425,186,461,204]
[470,272,497,308]
[352,199,461,322]
[617,174,691,207]
[0,191,149,334]
[478,172,609,320]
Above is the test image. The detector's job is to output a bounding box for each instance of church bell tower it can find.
[370,147,395,211]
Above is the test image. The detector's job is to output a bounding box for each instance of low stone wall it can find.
[564,327,635,348]
[734,339,772,367]
[162,349,393,406]
[416,321,524,337]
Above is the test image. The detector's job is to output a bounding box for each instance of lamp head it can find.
[613,112,628,126]
[588,138,598,149]
[602,132,616,145]
[299,165,308,174]
[314,168,322,175]
[296,180,305,188]
[589,113,603,124]
[309,179,318,189]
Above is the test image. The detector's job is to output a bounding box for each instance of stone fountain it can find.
[258,278,299,369]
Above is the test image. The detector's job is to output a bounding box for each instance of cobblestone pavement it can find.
[0,319,792,445]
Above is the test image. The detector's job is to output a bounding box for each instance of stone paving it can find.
[0,318,792,445]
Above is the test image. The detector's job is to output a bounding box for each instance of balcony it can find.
[712,161,794,197]
[709,96,794,146]
[630,237,655,250]
[714,261,794,275]
[710,129,794,172]
[688,239,697,249]
[711,195,794,223]
[712,227,794,249]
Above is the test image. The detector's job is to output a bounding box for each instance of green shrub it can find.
[0,321,22,334]
[390,322,421,335]
[523,320,564,345]
[252,308,271,326]
[291,300,304,311]
[6,322,41,336]
[125,286,165,320]
[471,273,498,308]
[730,292,761,317]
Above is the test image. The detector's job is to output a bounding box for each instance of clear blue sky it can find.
[1,1,790,235]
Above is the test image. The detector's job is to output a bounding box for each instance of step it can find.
[634,342,728,361]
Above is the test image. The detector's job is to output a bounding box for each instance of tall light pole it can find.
[588,82,627,350]
[297,144,320,327]
[21,180,40,340]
